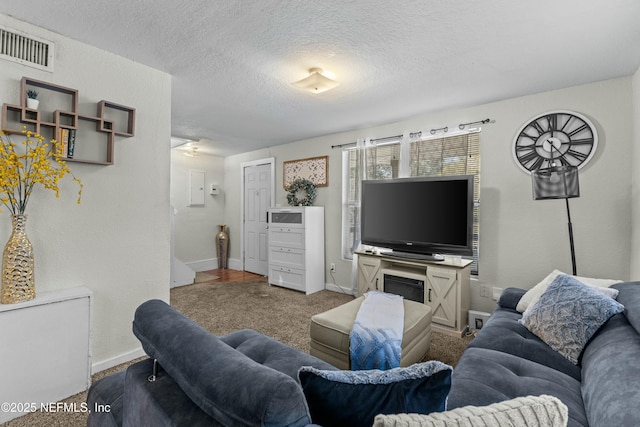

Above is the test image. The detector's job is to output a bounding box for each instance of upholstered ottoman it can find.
[310,296,432,369]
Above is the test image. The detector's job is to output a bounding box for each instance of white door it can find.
[243,163,271,275]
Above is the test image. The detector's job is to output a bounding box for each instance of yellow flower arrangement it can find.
[0,127,83,214]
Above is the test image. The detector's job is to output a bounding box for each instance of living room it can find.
[1,2,640,426]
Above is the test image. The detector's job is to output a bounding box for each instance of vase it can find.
[1,214,35,304]
[26,98,39,109]
[215,224,229,269]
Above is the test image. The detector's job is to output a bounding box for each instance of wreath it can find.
[287,178,317,206]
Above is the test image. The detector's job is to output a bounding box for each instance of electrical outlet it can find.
[330,263,336,273]
[469,310,491,330]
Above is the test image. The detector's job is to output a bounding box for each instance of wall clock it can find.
[513,110,598,173]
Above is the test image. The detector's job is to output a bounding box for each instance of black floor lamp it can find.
[531,165,580,275]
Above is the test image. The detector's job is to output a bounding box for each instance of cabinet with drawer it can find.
[268,207,324,295]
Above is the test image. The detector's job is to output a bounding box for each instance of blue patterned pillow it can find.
[298,361,452,427]
[519,274,625,364]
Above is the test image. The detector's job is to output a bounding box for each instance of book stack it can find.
[57,128,76,159]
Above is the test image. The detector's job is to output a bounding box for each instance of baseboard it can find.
[92,347,146,375]
[186,257,243,272]
[186,258,217,272]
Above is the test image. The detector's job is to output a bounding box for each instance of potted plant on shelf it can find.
[26,89,39,109]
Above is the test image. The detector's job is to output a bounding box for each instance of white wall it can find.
[0,15,172,370]
[170,150,225,270]
[225,77,634,313]
[631,66,640,279]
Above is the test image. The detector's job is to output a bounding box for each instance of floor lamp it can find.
[531,165,580,275]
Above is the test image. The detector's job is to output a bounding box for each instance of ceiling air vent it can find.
[0,25,54,72]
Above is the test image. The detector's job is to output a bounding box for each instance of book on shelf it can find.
[67,129,76,159]
[58,128,68,158]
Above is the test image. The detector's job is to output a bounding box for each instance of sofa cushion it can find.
[373,395,568,427]
[132,299,311,427]
[516,269,621,313]
[219,328,337,378]
[298,361,452,427]
[448,347,587,427]
[468,307,581,380]
[87,370,126,427]
[122,359,219,427]
[519,274,624,364]
[580,282,640,427]
[612,281,640,334]
[497,287,527,310]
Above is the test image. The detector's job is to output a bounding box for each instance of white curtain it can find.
[351,137,372,291]
[398,132,411,178]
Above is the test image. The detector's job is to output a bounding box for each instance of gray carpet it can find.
[5,280,473,426]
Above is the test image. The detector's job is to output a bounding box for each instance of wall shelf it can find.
[1,77,135,165]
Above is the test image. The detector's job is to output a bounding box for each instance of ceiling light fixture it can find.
[292,67,339,94]
[184,147,199,157]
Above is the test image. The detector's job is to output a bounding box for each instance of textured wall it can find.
[225,77,635,314]
[0,14,172,370]
[631,67,640,279]
[170,150,225,268]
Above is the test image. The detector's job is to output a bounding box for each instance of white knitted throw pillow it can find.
[372,395,568,427]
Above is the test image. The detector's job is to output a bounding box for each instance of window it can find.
[342,132,480,275]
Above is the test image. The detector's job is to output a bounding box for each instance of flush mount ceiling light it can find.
[184,147,199,157]
[292,67,339,94]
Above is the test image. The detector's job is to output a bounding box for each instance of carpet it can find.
[5,280,473,426]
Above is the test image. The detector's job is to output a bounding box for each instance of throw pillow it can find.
[519,274,625,364]
[516,269,621,313]
[298,361,452,427]
[372,394,568,427]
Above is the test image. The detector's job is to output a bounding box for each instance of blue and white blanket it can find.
[349,291,405,370]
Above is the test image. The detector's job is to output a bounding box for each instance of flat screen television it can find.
[361,175,474,260]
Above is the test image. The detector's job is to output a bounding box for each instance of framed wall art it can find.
[283,155,328,188]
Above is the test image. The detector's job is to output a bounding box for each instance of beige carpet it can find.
[5,281,473,426]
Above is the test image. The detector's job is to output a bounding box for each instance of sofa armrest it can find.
[132,299,312,427]
[497,288,526,311]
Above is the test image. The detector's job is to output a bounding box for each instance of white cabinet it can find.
[0,287,92,423]
[268,207,324,295]
[356,251,471,336]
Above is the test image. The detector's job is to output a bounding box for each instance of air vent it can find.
[0,25,54,72]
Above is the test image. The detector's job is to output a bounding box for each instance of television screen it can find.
[361,176,474,259]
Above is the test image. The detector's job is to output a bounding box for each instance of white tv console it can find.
[356,250,472,336]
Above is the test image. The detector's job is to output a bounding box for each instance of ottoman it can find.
[310,295,432,369]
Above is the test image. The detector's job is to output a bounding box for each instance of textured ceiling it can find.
[2,1,640,156]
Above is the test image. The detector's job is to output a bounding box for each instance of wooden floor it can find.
[202,268,266,283]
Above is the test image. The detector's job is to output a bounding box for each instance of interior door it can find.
[243,163,271,275]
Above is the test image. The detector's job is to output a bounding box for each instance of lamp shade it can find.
[531,165,580,200]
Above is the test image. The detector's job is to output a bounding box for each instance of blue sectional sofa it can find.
[88,281,640,427]
[87,299,338,427]
[447,281,640,427]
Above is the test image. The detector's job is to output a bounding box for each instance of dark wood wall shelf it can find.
[1,77,135,165]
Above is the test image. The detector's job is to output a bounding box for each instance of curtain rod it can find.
[330,118,491,149]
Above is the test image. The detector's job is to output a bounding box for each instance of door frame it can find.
[240,157,275,272]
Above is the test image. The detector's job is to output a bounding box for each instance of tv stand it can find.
[379,250,445,262]
[356,250,471,337]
